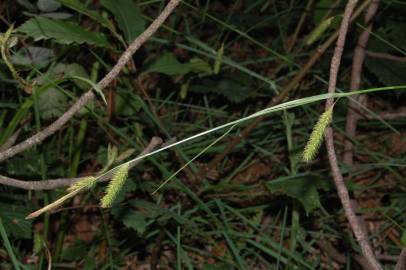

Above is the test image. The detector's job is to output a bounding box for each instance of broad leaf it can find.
[37,87,68,120]
[266,175,332,215]
[18,16,109,47]
[11,46,54,68]
[101,0,145,43]
[145,52,192,76]
[57,0,114,30]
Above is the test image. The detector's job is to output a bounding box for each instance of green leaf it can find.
[57,0,114,30]
[36,87,68,120]
[188,57,213,75]
[0,203,32,239]
[18,16,109,47]
[11,46,54,68]
[101,0,145,43]
[122,212,147,234]
[306,16,335,46]
[145,52,192,76]
[38,0,61,12]
[266,175,331,215]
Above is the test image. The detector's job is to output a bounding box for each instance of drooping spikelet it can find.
[67,176,97,192]
[302,106,334,162]
[100,163,130,208]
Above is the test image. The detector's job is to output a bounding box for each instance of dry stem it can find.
[324,0,382,269]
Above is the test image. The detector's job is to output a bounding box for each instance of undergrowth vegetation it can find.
[0,0,405,269]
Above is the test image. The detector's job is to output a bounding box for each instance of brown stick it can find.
[207,0,372,169]
[0,0,181,163]
[366,50,406,63]
[365,107,406,119]
[343,0,380,166]
[0,137,163,190]
[323,0,382,269]
[395,248,406,270]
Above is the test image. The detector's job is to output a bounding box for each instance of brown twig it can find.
[0,0,181,163]
[364,107,406,120]
[323,0,382,269]
[207,0,372,170]
[366,50,406,63]
[0,137,163,190]
[395,248,406,270]
[343,0,380,166]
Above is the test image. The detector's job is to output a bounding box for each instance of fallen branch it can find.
[0,0,181,163]
[0,137,162,190]
[323,0,382,269]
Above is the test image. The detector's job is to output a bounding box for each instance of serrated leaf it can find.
[266,176,331,215]
[145,52,192,76]
[18,16,109,47]
[0,203,32,239]
[101,0,145,43]
[57,0,114,30]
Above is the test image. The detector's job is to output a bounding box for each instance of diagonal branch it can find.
[0,0,181,163]
[0,137,162,190]
[324,0,382,269]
